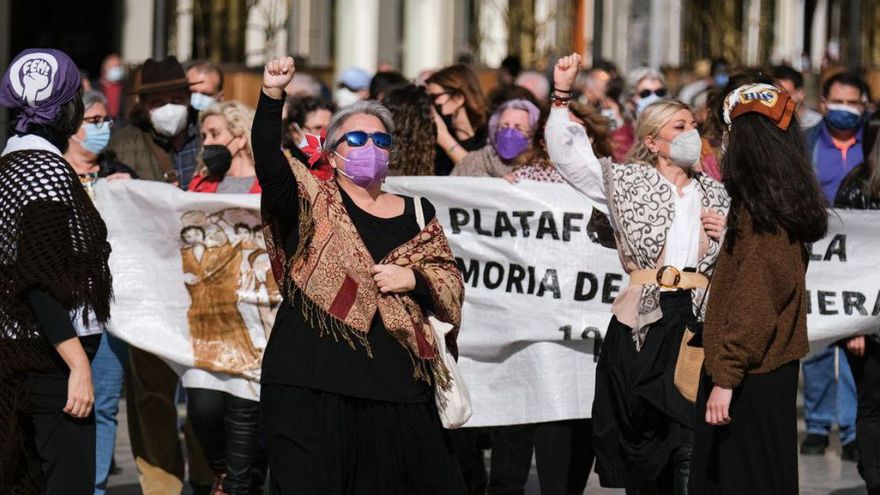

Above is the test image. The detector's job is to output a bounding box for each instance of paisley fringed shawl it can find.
[262,157,464,389]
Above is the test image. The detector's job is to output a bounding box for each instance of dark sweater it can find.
[703,210,810,388]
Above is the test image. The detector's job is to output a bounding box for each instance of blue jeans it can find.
[803,345,857,445]
[92,331,128,495]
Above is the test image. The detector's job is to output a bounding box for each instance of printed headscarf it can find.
[0,48,81,133]
[722,83,796,131]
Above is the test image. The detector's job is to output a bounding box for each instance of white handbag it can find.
[413,196,472,429]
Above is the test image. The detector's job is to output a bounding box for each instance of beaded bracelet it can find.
[551,94,571,107]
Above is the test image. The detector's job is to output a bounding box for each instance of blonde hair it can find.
[626,99,691,166]
[196,101,256,175]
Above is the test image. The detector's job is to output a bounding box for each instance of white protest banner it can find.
[803,209,880,348]
[385,177,620,426]
[95,180,275,381]
[97,177,880,427]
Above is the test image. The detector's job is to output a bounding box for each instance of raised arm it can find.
[252,57,298,219]
[544,53,608,214]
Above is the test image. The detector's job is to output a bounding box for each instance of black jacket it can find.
[835,163,880,210]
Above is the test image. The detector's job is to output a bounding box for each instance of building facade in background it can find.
[1,0,880,144]
[158,0,880,75]
[2,0,879,79]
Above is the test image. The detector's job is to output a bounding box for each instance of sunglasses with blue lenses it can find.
[333,131,393,150]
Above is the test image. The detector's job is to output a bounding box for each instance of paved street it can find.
[106,395,868,494]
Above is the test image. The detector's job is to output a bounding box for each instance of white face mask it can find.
[334,87,360,108]
[190,92,217,112]
[662,129,702,168]
[292,122,309,149]
[149,103,188,137]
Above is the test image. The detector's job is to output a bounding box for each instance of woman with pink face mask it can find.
[252,57,467,494]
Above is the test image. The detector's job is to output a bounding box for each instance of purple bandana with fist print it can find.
[0,48,82,133]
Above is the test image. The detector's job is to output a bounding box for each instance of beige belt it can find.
[629,266,709,290]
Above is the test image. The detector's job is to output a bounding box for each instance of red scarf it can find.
[188,174,262,193]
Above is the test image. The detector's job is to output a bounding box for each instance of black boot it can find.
[800,433,829,455]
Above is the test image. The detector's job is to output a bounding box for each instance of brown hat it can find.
[131,56,190,95]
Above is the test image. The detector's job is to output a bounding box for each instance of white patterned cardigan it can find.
[601,158,730,348]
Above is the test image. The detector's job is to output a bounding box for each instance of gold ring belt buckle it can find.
[656,265,682,289]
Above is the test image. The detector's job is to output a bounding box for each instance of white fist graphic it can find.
[21,59,52,103]
[9,53,59,106]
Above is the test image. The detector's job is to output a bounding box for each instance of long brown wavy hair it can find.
[425,65,489,132]
[723,112,828,245]
[382,84,436,176]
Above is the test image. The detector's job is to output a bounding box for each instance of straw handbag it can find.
[674,286,710,403]
[674,327,703,403]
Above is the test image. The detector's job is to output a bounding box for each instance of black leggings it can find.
[20,334,101,494]
[847,339,880,495]
[186,388,266,494]
[22,370,96,494]
[486,420,595,495]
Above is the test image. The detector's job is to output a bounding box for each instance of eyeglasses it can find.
[83,116,115,129]
[498,123,531,136]
[427,90,458,104]
[638,88,668,99]
[333,131,393,150]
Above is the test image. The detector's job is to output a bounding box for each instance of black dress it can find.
[592,290,695,494]
[690,361,800,495]
[252,91,466,495]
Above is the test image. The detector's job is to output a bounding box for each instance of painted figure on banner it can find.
[239,226,282,339]
[179,208,278,375]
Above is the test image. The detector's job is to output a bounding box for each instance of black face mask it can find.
[202,144,232,177]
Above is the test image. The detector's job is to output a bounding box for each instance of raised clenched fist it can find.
[262,57,296,100]
[553,53,582,93]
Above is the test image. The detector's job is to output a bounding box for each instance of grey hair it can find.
[627,67,666,92]
[324,100,395,150]
[82,90,108,111]
[514,70,550,100]
[287,73,323,98]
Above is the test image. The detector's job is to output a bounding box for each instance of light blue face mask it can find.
[190,92,217,112]
[106,66,125,83]
[78,123,111,155]
[636,94,662,117]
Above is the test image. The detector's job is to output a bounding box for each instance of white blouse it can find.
[545,106,703,269]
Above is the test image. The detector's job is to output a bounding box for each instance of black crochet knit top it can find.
[0,148,112,489]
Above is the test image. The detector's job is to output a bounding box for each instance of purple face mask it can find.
[334,143,390,188]
[494,128,530,160]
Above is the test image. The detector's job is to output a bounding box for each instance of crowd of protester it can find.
[1,42,879,495]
